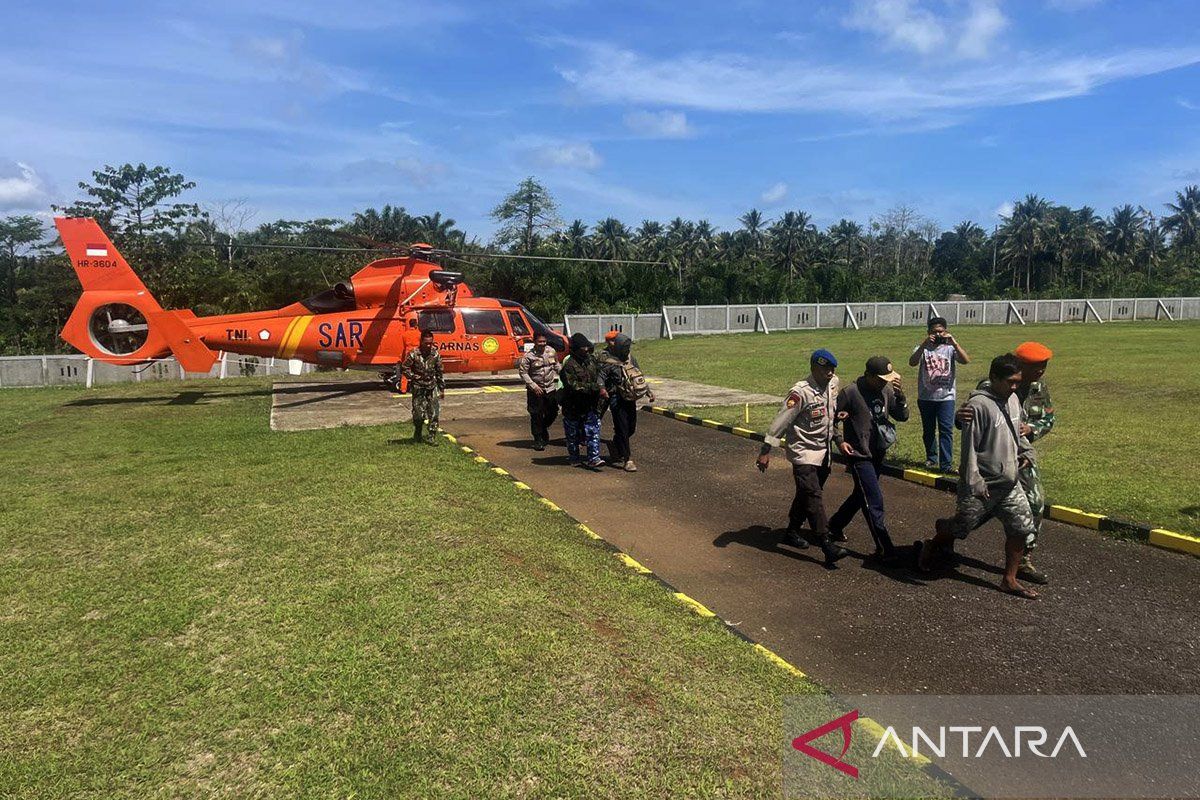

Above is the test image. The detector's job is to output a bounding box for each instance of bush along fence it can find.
[564,296,1198,341]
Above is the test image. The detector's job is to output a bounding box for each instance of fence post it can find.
[928,302,940,321]
[661,306,673,340]
[1084,300,1105,323]
[843,303,860,330]
[85,358,94,388]
[755,305,770,334]
[219,351,228,379]
[1156,299,1176,321]
[1007,302,1027,325]
[725,305,731,333]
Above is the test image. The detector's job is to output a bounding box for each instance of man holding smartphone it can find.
[908,316,970,473]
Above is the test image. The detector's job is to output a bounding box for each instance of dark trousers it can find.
[526,388,558,445]
[918,399,955,470]
[789,462,831,537]
[608,398,638,462]
[830,457,896,554]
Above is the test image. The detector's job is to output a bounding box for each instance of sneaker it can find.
[1017,555,1049,585]
[610,460,626,470]
[829,527,848,543]
[623,459,638,472]
[923,460,937,471]
[585,458,605,470]
[782,529,809,549]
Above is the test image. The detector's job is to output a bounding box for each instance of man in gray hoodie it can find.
[918,354,1039,598]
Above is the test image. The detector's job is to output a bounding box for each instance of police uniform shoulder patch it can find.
[786,391,802,409]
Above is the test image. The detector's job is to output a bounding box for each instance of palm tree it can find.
[769,211,815,282]
[1163,185,1200,252]
[998,195,1050,292]
[828,219,863,267]
[1071,206,1104,291]
[416,212,460,248]
[1105,204,1144,284]
[739,208,768,253]
[592,217,631,261]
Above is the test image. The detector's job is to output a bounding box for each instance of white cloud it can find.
[530,141,603,170]
[844,0,1006,59]
[994,201,1014,218]
[1178,98,1200,111]
[337,157,449,188]
[0,161,50,210]
[846,0,946,56]
[761,182,788,204]
[556,40,1200,119]
[957,1,1008,60]
[623,110,694,138]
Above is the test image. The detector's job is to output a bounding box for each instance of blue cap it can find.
[811,348,838,368]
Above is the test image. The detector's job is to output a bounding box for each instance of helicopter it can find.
[55,217,652,391]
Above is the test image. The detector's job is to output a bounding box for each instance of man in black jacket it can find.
[830,356,910,563]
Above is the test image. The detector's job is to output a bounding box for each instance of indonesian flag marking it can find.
[85,243,108,257]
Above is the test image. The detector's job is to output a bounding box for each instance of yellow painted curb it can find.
[441,433,457,444]
[1048,505,1104,529]
[615,552,652,574]
[1149,528,1200,556]
[538,497,562,512]
[673,592,716,617]
[460,446,473,454]
[731,426,758,437]
[577,523,602,540]
[473,456,489,464]
[491,467,509,476]
[752,643,805,678]
[903,468,939,487]
[700,418,720,429]
[512,481,531,491]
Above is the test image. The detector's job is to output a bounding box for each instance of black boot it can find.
[819,534,848,569]
[412,420,424,442]
[782,529,809,549]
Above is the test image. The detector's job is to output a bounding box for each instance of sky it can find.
[2,0,1199,239]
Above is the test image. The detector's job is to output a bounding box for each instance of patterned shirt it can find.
[977,379,1054,441]
[518,347,561,391]
[763,374,840,466]
[399,347,445,392]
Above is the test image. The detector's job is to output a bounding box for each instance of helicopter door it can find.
[505,310,533,351]
[416,308,460,364]
[459,308,515,370]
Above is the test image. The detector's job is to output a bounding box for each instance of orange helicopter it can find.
[55,216,585,390]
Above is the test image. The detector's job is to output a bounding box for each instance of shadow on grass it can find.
[66,388,273,406]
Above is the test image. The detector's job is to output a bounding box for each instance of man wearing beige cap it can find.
[829,356,910,563]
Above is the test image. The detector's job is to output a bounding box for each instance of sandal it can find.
[1000,582,1039,600]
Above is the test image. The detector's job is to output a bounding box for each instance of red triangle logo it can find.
[792,709,859,779]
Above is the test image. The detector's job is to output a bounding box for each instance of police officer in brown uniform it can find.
[756,349,849,568]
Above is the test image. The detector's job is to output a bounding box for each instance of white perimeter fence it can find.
[0,351,318,389]
[564,296,1199,342]
[3,298,1196,388]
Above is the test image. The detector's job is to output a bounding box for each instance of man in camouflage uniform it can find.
[921,355,1040,598]
[398,330,445,444]
[756,348,848,568]
[958,341,1055,584]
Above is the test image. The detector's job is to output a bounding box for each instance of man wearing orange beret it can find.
[958,340,1056,584]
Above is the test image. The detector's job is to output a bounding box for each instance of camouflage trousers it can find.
[411,389,440,438]
[562,412,601,463]
[1019,463,1045,548]
[951,482,1037,546]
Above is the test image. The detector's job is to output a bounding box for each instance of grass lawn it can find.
[636,321,1200,536]
[0,378,949,798]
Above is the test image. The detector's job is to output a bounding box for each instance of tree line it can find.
[1,165,1197,355]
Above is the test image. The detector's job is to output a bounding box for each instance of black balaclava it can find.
[569,332,593,363]
[611,333,632,360]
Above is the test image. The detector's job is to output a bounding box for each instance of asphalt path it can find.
[450,410,1200,696]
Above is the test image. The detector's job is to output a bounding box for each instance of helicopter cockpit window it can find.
[461,309,508,336]
[417,309,456,333]
[506,310,530,337]
[301,285,356,314]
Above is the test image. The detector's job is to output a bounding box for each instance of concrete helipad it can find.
[269,373,776,431]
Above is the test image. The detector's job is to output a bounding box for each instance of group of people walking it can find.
[517,329,655,471]
[757,317,1055,599]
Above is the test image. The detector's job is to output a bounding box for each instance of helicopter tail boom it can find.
[55,217,217,369]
